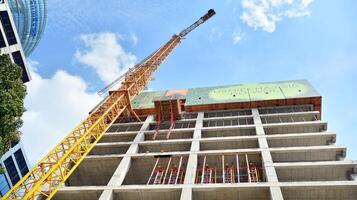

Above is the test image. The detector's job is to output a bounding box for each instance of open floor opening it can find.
[123,155,188,185]
[66,157,121,186]
[195,153,264,184]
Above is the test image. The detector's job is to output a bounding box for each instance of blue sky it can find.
[21,0,357,164]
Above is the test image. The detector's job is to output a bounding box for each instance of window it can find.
[0,166,10,197]
[14,149,29,177]
[10,141,19,148]
[0,11,17,45]
[0,28,5,48]
[11,51,29,82]
[4,157,19,185]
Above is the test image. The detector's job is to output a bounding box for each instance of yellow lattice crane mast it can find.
[3,9,215,200]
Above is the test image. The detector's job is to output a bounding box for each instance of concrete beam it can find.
[57,180,357,192]
[273,160,357,167]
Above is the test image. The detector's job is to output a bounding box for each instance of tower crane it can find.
[98,9,216,96]
[3,9,215,200]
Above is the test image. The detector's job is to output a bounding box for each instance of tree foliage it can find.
[0,55,26,156]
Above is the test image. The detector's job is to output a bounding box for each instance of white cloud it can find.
[232,30,246,44]
[130,32,139,46]
[302,0,313,7]
[209,28,224,42]
[21,62,102,165]
[75,32,137,84]
[240,0,314,32]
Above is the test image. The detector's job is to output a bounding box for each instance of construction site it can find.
[3,8,357,200]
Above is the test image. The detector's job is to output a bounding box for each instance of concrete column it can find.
[99,189,114,200]
[252,108,284,200]
[180,112,204,200]
[99,115,154,200]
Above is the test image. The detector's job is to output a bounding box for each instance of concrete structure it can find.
[0,141,30,197]
[53,80,357,200]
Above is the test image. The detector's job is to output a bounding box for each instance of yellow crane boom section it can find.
[3,9,215,200]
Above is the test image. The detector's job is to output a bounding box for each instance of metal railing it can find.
[203,118,254,127]
[259,105,312,115]
[261,114,319,124]
[204,110,252,118]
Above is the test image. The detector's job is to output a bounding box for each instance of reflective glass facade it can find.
[4,157,19,185]
[14,149,29,176]
[0,167,10,197]
[8,0,46,56]
[0,142,29,197]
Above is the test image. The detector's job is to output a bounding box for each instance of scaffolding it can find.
[147,156,185,185]
[195,154,262,184]
[152,99,182,140]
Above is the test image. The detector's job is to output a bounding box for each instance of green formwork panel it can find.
[132,80,320,109]
[132,91,166,109]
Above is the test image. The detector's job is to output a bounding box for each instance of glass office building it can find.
[8,0,46,56]
[0,141,30,197]
[0,172,10,197]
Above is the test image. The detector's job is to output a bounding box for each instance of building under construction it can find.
[3,9,357,200]
[49,80,357,200]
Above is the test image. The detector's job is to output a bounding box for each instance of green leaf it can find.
[0,55,26,156]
